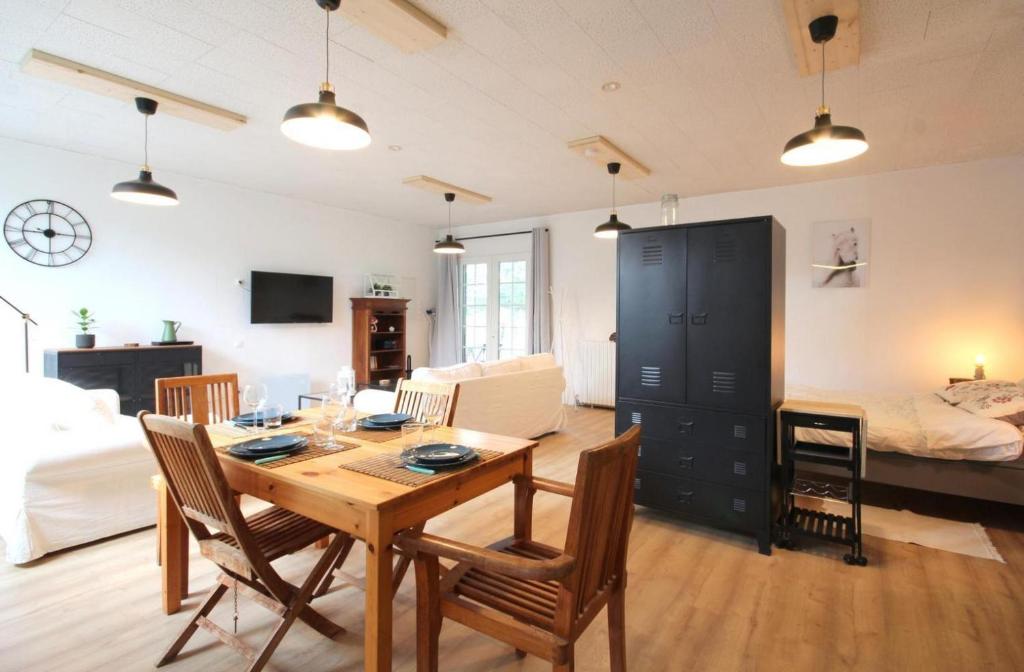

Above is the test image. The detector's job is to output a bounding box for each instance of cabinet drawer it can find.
[638,436,764,489]
[633,470,764,532]
[57,350,135,367]
[780,411,858,433]
[616,402,765,454]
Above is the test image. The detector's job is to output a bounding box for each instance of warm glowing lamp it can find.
[974,354,986,380]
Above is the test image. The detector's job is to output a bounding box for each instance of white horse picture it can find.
[812,219,870,288]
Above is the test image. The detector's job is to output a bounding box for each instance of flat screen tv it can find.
[250,271,333,324]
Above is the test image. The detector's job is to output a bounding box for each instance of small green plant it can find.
[72,307,96,334]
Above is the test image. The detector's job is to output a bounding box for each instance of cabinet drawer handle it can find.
[678,455,694,469]
[668,312,685,324]
[691,312,708,325]
[677,491,694,504]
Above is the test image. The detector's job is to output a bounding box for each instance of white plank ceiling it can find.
[1,0,1022,226]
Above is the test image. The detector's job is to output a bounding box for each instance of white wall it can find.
[0,138,436,402]
[448,156,1024,393]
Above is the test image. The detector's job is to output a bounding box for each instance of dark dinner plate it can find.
[401,444,478,470]
[363,413,414,427]
[232,410,294,425]
[229,435,306,459]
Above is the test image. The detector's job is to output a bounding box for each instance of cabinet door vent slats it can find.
[733,461,747,476]
[641,244,664,265]
[713,235,737,262]
[733,424,747,439]
[712,371,737,394]
[640,366,662,387]
[732,498,747,513]
[631,411,643,425]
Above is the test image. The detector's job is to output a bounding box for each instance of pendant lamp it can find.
[281,0,371,150]
[111,97,179,206]
[594,162,630,239]
[781,15,868,167]
[434,192,465,254]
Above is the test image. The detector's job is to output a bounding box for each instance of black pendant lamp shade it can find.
[111,97,179,206]
[594,162,631,239]
[281,0,371,150]
[781,15,868,167]
[434,192,465,254]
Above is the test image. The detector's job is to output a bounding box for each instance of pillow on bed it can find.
[956,384,1024,426]
[936,379,1020,405]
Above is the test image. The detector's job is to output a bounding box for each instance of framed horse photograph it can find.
[812,219,871,288]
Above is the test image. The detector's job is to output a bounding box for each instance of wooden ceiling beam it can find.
[782,0,861,77]
[402,176,492,204]
[340,0,447,53]
[567,136,650,180]
[21,50,246,131]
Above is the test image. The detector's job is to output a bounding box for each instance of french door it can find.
[461,254,530,362]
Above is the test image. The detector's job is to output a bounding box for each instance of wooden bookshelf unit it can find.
[351,297,410,389]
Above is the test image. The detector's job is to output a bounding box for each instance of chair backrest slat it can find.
[393,379,460,426]
[155,373,240,424]
[555,425,641,636]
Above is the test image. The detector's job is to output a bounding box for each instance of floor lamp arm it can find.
[0,294,37,374]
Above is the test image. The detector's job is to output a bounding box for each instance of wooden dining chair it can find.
[397,425,641,672]
[315,378,461,599]
[392,378,460,426]
[139,412,351,672]
[153,373,241,573]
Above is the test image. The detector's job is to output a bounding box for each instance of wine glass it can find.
[242,383,268,432]
[320,393,344,447]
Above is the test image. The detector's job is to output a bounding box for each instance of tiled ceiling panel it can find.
[0,0,1021,226]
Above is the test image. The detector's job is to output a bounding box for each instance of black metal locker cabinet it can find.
[615,228,687,405]
[685,221,770,413]
[615,216,785,555]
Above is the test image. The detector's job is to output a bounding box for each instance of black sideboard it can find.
[44,345,202,416]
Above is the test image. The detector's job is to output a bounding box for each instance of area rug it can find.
[815,500,1005,563]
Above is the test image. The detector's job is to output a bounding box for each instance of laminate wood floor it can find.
[2,407,1022,671]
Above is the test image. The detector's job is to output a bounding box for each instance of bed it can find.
[786,384,1024,505]
[0,375,157,564]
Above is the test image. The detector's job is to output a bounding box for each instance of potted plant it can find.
[72,307,96,348]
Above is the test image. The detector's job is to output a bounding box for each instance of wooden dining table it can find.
[157,408,538,672]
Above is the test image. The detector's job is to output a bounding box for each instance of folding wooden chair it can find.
[397,425,641,672]
[139,411,350,672]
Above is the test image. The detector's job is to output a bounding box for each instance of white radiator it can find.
[569,340,616,408]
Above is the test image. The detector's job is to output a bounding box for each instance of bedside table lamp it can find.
[974,354,986,380]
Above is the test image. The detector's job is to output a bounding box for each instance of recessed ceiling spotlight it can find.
[388,145,403,152]
[601,81,621,92]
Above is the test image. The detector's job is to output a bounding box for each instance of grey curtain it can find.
[529,227,552,353]
[430,255,463,366]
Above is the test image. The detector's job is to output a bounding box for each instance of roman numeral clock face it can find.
[4,199,92,267]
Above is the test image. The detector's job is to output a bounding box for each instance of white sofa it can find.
[0,375,156,564]
[355,353,567,439]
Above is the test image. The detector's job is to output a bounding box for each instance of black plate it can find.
[358,418,403,431]
[232,410,294,425]
[363,413,414,427]
[401,445,479,470]
[229,435,306,459]
[403,443,475,464]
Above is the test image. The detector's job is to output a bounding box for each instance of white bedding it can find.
[787,385,1024,462]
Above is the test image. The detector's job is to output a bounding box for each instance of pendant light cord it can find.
[821,40,826,109]
[143,113,149,169]
[611,171,617,214]
[325,8,330,84]
[448,200,453,234]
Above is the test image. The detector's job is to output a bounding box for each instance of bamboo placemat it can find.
[258,440,360,469]
[337,427,403,444]
[339,448,504,487]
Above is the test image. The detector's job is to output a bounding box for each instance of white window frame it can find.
[460,252,531,362]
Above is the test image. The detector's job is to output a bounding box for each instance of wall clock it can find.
[4,199,92,267]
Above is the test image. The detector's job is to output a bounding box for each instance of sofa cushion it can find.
[480,359,523,377]
[412,362,483,382]
[519,353,557,371]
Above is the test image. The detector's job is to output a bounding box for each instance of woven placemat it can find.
[258,441,359,469]
[338,427,403,444]
[339,448,504,487]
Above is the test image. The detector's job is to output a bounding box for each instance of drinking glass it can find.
[242,383,268,432]
[423,410,443,442]
[264,403,284,430]
[320,395,344,447]
[402,422,427,450]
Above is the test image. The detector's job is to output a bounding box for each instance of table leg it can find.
[364,516,393,672]
[159,481,189,614]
